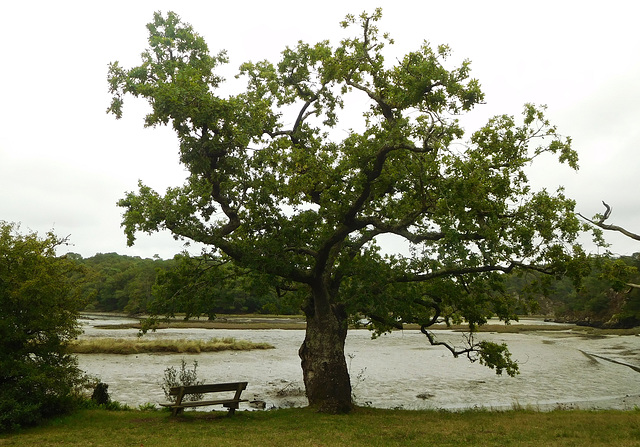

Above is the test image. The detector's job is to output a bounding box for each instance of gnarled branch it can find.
[421,325,480,360]
[418,298,479,359]
[578,201,640,241]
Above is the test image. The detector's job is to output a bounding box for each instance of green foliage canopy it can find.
[0,222,86,431]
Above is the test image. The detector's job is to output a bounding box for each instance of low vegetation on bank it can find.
[452,323,640,336]
[2,407,639,446]
[69,337,274,354]
[88,313,640,336]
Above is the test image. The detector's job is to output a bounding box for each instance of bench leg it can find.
[224,403,239,416]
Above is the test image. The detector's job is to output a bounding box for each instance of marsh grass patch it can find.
[69,337,274,354]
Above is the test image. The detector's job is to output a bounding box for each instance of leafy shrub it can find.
[162,359,204,402]
[91,381,111,405]
[0,222,86,432]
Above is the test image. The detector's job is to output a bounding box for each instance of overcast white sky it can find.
[1,1,639,259]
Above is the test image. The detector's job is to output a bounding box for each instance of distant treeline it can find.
[67,252,301,316]
[67,252,640,327]
[504,253,640,328]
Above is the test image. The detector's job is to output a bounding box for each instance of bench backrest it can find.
[168,381,248,396]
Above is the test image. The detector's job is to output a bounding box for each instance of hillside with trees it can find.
[71,252,168,314]
[504,253,640,328]
[68,252,300,316]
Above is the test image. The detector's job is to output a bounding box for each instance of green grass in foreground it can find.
[2,407,639,447]
[69,337,274,354]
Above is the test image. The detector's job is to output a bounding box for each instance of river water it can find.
[77,316,640,411]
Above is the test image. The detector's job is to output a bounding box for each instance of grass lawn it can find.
[2,407,639,446]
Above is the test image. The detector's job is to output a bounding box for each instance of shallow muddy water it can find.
[77,316,640,411]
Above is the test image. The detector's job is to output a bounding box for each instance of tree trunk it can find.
[299,285,352,413]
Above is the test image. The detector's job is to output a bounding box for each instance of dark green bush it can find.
[0,222,86,431]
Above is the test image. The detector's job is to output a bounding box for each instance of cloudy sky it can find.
[1,1,639,259]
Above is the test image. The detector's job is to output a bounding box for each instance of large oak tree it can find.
[108,10,585,413]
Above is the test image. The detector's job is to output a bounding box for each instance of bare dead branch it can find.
[578,201,640,241]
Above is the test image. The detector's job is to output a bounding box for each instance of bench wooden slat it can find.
[160,381,248,416]
[167,381,248,396]
[160,398,248,408]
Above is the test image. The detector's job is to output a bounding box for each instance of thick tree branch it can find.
[316,145,397,273]
[345,78,395,122]
[284,246,319,258]
[291,91,320,142]
[398,261,552,283]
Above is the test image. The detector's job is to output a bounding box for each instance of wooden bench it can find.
[159,382,248,416]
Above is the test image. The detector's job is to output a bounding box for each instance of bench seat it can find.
[159,398,248,408]
[160,381,248,416]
